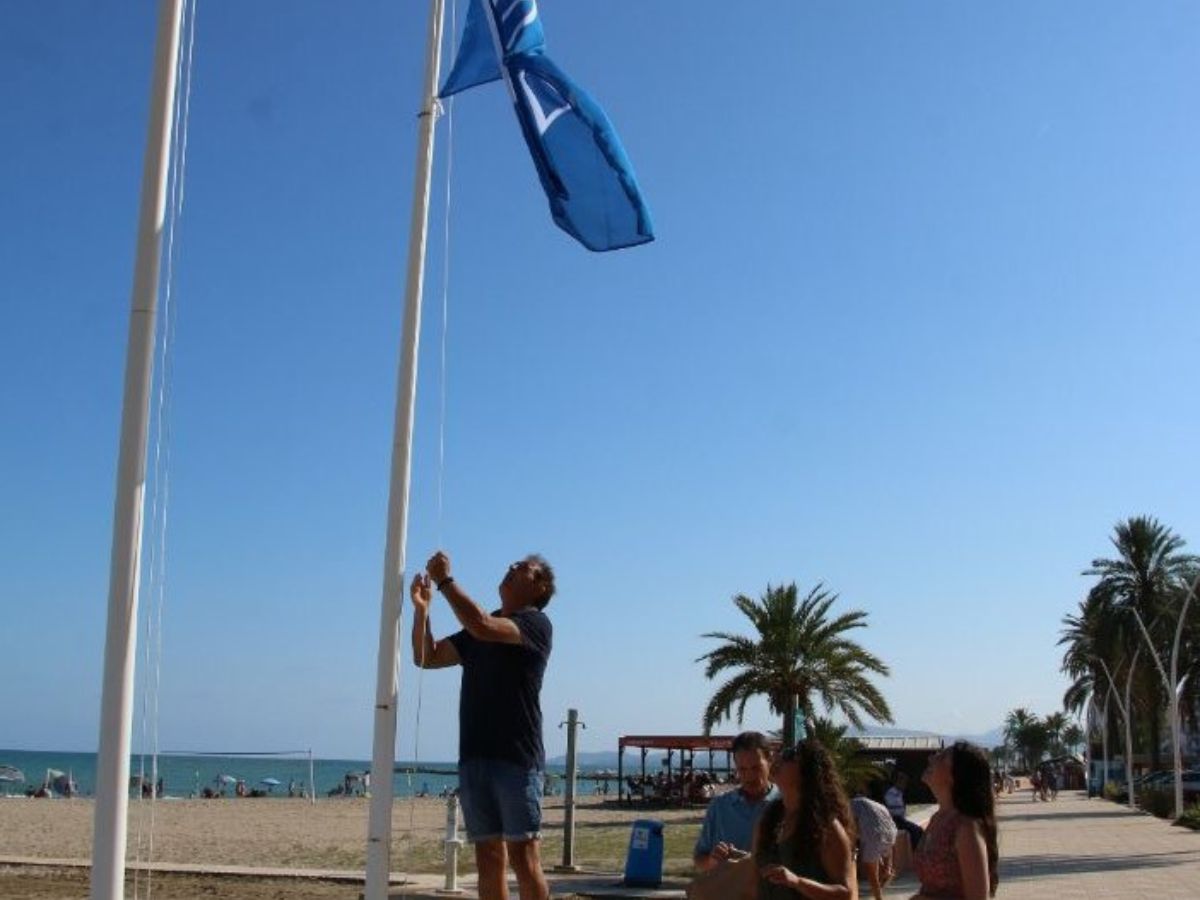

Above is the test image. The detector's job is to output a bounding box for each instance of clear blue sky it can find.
[3,1,1198,761]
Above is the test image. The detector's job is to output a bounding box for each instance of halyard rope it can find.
[123,3,462,893]
[401,0,457,890]
[132,2,199,897]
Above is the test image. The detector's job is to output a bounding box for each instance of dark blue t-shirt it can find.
[448,607,552,770]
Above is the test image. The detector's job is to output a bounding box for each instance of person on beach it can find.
[411,551,555,900]
[885,772,925,851]
[911,741,999,900]
[1044,764,1058,801]
[850,792,897,900]
[754,739,858,899]
[694,731,780,872]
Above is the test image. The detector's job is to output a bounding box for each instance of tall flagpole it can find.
[365,1,446,898]
[91,2,185,899]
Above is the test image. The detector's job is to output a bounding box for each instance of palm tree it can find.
[1086,517,1197,619]
[1085,516,1199,772]
[1003,708,1050,773]
[1003,707,1034,744]
[1060,594,1109,717]
[1060,590,1141,806]
[698,583,893,746]
[1062,723,1084,756]
[1060,591,1128,794]
[988,744,1015,776]
[1043,711,1068,757]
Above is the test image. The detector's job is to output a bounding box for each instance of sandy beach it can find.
[1,793,705,899]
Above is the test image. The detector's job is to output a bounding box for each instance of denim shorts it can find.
[458,758,543,843]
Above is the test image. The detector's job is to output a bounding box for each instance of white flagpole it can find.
[365,1,446,898]
[91,2,185,899]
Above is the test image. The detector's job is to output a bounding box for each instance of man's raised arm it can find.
[426,552,522,645]
[410,573,460,669]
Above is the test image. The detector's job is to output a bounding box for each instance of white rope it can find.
[124,0,460,888]
[400,1,457,889]
[435,98,454,547]
[131,2,200,897]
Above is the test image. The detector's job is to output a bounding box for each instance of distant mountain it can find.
[847,726,942,739]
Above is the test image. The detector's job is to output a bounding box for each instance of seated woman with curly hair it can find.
[754,739,858,899]
[912,741,999,899]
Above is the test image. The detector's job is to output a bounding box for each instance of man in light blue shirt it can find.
[693,732,780,871]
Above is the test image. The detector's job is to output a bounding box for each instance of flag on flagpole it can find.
[440,0,654,252]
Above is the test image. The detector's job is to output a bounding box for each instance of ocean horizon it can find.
[0,748,607,799]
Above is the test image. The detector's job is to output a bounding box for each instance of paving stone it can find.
[885,791,1200,898]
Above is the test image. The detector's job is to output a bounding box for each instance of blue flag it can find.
[440,0,654,252]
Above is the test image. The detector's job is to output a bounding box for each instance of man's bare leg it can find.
[507,838,549,900]
[475,840,509,900]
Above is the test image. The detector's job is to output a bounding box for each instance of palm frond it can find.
[698,580,893,737]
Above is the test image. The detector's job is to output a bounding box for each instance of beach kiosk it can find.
[616,734,783,805]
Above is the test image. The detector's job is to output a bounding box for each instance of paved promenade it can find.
[888,790,1200,898]
[4,791,1197,898]
[404,791,1200,898]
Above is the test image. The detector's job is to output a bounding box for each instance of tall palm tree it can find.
[1003,708,1045,772]
[988,745,1009,772]
[1062,723,1085,756]
[1085,516,1199,770]
[1177,577,1200,735]
[1086,517,1197,617]
[698,583,893,746]
[1060,594,1110,718]
[1043,711,1068,757]
[1060,590,1139,804]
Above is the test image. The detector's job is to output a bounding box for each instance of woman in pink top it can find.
[911,742,998,899]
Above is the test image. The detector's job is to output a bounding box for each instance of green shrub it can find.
[1137,787,1173,819]
[1176,804,1200,830]
[1103,781,1123,802]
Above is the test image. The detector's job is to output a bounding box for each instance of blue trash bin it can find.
[623,818,664,887]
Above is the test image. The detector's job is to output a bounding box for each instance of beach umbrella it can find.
[260,777,281,788]
[217,774,238,784]
[0,765,25,783]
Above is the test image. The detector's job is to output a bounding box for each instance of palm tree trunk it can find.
[1168,578,1196,822]
[1148,705,1161,771]
[1101,693,1110,797]
[1123,663,1137,810]
[783,693,797,747]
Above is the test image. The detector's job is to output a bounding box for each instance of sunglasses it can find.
[509,561,544,579]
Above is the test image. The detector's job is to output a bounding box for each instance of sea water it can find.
[0,749,453,798]
[0,749,579,799]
